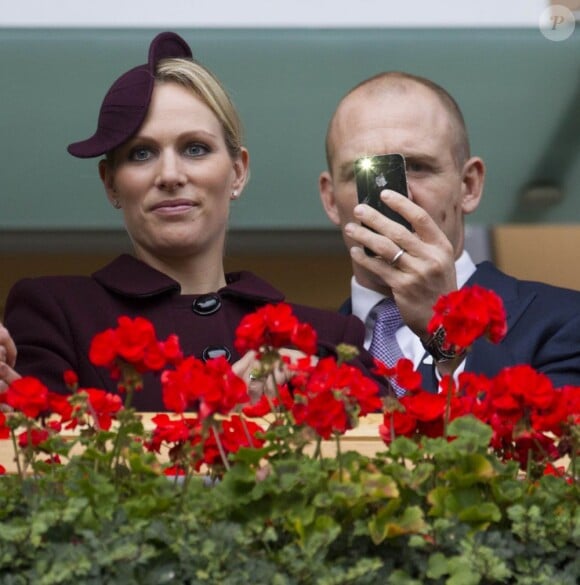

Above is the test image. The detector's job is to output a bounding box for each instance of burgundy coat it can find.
[5,255,381,411]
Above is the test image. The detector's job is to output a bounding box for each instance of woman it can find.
[2,32,380,411]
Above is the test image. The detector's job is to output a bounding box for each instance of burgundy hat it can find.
[67,32,193,158]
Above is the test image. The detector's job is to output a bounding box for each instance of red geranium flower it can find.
[532,385,580,434]
[372,357,423,396]
[242,384,295,418]
[161,357,208,414]
[18,428,50,448]
[89,328,118,368]
[83,388,124,430]
[163,465,186,476]
[146,414,198,453]
[512,431,559,468]
[63,370,79,390]
[293,387,350,440]
[197,357,249,420]
[379,409,417,444]
[161,356,248,419]
[291,357,381,439]
[235,303,318,355]
[45,391,79,430]
[220,415,265,453]
[6,377,50,418]
[543,462,573,484]
[0,412,9,440]
[428,285,507,352]
[89,316,183,378]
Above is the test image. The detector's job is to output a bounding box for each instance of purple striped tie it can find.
[369,298,406,396]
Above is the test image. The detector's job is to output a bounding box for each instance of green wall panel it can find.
[1,28,578,229]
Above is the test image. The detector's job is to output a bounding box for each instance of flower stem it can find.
[10,428,23,480]
[240,416,255,449]
[110,383,135,475]
[443,377,453,439]
[313,437,322,460]
[211,422,230,471]
[336,433,343,482]
[178,458,194,511]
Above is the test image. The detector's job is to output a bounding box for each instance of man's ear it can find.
[98,159,118,207]
[460,156,485,215]
[319,171,341,226]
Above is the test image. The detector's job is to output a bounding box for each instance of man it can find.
[319,71,580,392]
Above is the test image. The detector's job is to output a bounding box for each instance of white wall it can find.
[0,0,549,28]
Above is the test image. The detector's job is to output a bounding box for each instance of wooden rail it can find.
[0,413,386,475]
[1,413,570,475]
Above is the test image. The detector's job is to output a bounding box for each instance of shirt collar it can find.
[455,249,477,288]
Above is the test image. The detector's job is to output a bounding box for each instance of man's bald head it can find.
[325,72,471,173]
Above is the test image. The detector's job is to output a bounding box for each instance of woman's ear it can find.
[319,171,341,226]
[460,156,485,215]
[98,159,121,208]
[231,148,250,197]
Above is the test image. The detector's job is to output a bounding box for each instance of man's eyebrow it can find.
[337,161,355,180]
[403,153,439,165]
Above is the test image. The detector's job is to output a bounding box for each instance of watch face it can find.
[424,326,459,362]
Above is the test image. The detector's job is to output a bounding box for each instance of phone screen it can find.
[354,153,411,255]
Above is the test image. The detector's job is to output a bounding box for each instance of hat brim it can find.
[67,32,193,159]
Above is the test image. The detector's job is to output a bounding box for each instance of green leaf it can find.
[444,453,498,487]
[457,502,501,524]
[446,415,493,450]
[387,436,421,459]
[427,552,451,578]
[128,452,160,475]
[387,570,423,585]
[369,505,427,544]
[359,472,400,499]
[294,513,340,556]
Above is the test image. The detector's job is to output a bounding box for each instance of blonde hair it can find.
[155,58,244,160]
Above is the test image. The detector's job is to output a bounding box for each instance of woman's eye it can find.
[184,143,209,157]
[129,147,152,162]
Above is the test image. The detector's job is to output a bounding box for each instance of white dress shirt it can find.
[351,250,477,379]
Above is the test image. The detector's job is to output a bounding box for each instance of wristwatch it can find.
[421,326,463,363]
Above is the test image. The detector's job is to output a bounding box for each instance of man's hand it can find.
[345,189,458,338]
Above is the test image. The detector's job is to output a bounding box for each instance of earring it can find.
[231,190,238,200]
[112,199,121,209]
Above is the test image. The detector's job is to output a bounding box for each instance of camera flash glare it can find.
[359,157,374,171]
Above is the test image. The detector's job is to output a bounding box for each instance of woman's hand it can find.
[0,323,17,367]
[0,323,19,393]
[232,349,317,403]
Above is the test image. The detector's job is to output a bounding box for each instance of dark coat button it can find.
[192,293,221,315]
[202,345,232,362]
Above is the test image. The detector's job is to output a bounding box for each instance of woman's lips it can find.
[151,199,197,215]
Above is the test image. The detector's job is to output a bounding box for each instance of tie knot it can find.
[372,298,402,338]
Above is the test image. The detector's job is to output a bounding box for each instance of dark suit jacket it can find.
[5,254,381,411]
[340,261,580,392]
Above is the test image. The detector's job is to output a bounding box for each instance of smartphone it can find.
[354,153,411,256]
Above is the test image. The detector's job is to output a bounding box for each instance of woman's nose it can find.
[155,152,186,191]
